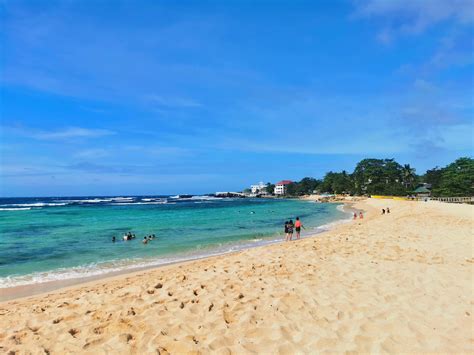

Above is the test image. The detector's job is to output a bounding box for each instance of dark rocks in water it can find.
[214,192,246,198]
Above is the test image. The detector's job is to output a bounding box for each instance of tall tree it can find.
[423,167,443,190]
[352,158,405,195]
[402,164,416,190]
[266,183,275,195]
[434,157,474,196]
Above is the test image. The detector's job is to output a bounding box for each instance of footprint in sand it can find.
[68,328,80,338]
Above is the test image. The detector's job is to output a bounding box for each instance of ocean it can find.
[0,195,350,288]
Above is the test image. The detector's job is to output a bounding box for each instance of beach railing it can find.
[370,195,474,204]
[428,196,474,204]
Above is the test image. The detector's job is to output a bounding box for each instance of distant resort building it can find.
[413,183,432,198]
[274,180,293,195]
[250,182,269,194]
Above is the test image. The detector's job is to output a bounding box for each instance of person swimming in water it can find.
[112,236,116,243]
[143,236,148,244]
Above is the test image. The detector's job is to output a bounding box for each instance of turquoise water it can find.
[0,196,349,287]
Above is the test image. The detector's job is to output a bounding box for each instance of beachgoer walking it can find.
[284,221,289,241]
[382,209,385,215]
[359,211,363,219]
[387,207,390,214]
[287,219,294,241]
[295,217,304,239]
[353,212,357,220]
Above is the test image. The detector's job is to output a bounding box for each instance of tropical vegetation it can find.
[267,157,473,197]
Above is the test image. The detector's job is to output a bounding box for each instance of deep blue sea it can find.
[0,195,349,288]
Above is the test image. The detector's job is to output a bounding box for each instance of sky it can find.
[1,0,473,197]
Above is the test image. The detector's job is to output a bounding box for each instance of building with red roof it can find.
[274,180,293,195]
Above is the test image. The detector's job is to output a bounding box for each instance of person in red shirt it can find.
[295,217,304,239]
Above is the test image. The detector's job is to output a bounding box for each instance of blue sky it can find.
[1,0,473,196]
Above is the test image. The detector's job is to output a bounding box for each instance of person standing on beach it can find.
[359,211,363,219]
[287,219,294,241]
[295,217,304,239]
[284,221,289,241]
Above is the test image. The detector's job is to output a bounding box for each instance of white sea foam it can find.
[191,195,222,201]
[0,203,68,207]
[110,201,167,205]
[0,207,32,211]
[55,198,113,203]
[0,251,236,288]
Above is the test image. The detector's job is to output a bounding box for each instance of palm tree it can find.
[402,164,416,189]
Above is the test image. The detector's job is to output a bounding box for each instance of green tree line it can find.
[275,157,473,197]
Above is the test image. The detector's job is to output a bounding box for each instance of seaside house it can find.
[413,184,432,198]
[250,182,269,194]
[274,180,293,195]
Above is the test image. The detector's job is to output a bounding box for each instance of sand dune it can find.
[1,198,473,354]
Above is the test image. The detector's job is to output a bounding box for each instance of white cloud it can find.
[7,126,116,140]
[413,79,437,92]
[354,0,474,41]
[34,127,115,140]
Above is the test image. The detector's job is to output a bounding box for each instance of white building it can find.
[250,181,268,194]
[274,180,293,195]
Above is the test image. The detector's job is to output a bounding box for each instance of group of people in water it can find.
[284,217,304,241]
[111,232,156,244]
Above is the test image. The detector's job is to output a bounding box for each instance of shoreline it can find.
[0,202,355,302]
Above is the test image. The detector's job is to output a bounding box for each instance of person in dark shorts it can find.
[287,219,294,241]
[295,217,304,239]
[284,221,289,241]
